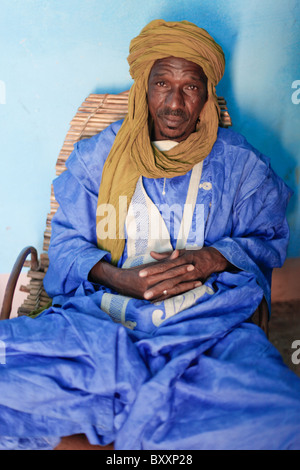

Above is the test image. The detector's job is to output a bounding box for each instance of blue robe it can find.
[0,121,299,450]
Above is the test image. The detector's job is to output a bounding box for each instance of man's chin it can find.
[159,126,188,142]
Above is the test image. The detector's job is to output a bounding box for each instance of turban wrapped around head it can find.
[128,19,224,87]
[96,19,225,264]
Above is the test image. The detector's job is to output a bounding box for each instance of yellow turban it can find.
[96,19,225,264]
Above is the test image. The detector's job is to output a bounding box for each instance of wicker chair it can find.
[0,91,240,323]
[0,91,269,334]
[0,91,269,449]
[1,91,131,320]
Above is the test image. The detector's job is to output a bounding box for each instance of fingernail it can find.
[187,265,195,271]
[144,291,153,299]
[139,271,147,277]
[195,281,202,287]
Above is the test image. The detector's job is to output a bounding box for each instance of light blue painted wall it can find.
[0,0,299,273]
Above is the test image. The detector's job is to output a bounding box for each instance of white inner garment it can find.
[152,140,179,151]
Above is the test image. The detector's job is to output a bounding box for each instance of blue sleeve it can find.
[43,120,122,299]
[206,134,293,309]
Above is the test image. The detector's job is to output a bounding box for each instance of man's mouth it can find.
[159,112,187,128]
[164,117,184,128]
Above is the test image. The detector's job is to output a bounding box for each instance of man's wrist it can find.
[204,247,232,273]
[88,259,113,285]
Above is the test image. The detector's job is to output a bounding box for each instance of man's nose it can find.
[166,87,185,109]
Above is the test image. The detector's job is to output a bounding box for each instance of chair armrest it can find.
[0,246,40,320]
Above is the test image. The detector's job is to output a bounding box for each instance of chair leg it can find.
[0,246,39,320]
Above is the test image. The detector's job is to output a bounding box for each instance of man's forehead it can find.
[149,56,207,80]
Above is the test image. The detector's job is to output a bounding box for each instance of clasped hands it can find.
[89,247,229,302]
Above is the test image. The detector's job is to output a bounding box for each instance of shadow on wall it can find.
[89,2,298,256]
[148,2,299,257]
[235,114,298,213]
[92,2,240,107]
[234,113,298,258]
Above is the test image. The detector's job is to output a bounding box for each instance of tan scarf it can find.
[96,19,225,265]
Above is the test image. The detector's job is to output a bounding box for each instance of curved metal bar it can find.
[0,246,39,320]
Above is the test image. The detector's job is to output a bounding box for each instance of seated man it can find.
[0,19,300,450]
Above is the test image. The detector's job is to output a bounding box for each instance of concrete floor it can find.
[269,300,300,378]
[55,434,113,450]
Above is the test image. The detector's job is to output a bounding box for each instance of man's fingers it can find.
[149,251,172,261]
[140,250,187,278]
[145,279,202,301]
[149,249,180,262]
[169,249,180,259]
[141,263,195,290]
[143,270,201,300]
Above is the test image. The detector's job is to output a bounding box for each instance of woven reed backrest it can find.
[44,91,130,253]
[18,91,231,316]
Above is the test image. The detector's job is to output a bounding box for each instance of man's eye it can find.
[156,81,166,87]
[188,84,198,90]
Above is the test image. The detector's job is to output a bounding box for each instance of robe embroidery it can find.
[100,162,212,329]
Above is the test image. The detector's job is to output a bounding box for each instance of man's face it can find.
[147,56,208,142]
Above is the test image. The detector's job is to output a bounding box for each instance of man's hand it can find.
[139,247,230,300]
[89,247,230,302]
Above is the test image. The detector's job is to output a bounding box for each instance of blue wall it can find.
[0,0,299,273]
